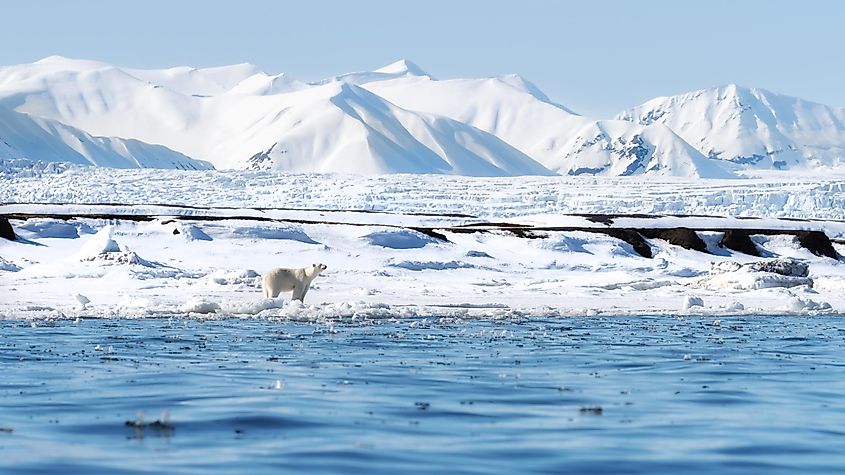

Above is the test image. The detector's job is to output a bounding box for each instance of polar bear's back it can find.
[263,267,302,291]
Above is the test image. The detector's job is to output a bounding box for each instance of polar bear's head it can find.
[306,263,327,278]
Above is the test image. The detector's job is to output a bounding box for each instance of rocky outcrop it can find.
[0,218,15,241]
[719,230,759,256]
[796,231,838,259]
[640,228,707,252]
[601,229,652,258]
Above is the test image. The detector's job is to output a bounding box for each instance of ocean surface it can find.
[2,315,845,474]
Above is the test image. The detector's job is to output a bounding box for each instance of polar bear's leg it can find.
[264,280,279,298]
[298,284,310,302]
[290,283,302,302]
[263,278,282,298]
[292,283,308,302]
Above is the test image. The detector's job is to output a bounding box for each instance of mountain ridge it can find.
[617,83,845,171]
[1,57,843,177]
[0,104,211,170]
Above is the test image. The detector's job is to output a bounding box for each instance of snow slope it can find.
[239,82,553,175]
[362,71,732,178]
[124,62,264,96]
[618,84,845,172]
[0,57,551,176]
[0,105,211,169]
[0,56,732,177]
[0,56,214,162]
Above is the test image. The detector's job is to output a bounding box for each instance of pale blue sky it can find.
[3,0,842,117]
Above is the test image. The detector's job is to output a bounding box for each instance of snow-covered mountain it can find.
[0,57,551,176]
[361,65,729,178]
[0,56,738,177]
[9,57,843,178]
[0,104,211,169]
[617,84,845,171]
[242,81,553,175]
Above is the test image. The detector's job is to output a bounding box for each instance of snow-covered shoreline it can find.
[2,169,844,320]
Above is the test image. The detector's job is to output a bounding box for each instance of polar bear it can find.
[262,263,327,302]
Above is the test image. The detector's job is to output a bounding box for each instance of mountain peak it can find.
[713,83,757,99]
[32,55,110,70]
[718,83,743,93]
[374,59,428,77]
[35,55,71,63]
[685,84,784,105]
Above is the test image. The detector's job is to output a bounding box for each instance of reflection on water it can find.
[2,315,845,474]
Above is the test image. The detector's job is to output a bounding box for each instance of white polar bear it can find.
[262,263,327,302]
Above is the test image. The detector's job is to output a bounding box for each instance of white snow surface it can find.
[2,169,845,320]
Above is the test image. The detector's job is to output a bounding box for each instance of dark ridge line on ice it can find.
[2,213,839,259]
[2,211,427,227]
[572,214,845,224]
[5,212,838,235]
[453,224,837,235]
[445,227,838,260]
[0,212,450,241]
[4,202,845,224]
[2,212,840,236]
[0,202,477,219]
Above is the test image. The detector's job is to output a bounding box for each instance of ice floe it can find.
[694,258,814,290]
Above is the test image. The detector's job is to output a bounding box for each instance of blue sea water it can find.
[2,315,845,474]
